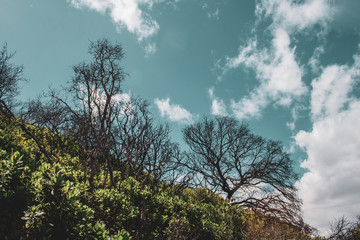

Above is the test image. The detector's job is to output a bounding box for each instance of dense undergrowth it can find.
[0,112,248,239]
[0,38,322,239]
[0,109,320,240]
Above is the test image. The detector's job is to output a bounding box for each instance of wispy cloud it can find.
[78,84,132,116]
[154,98,194,124]
[201,2,221,20]
[230,89,267,120]
[310,57,360,120]
[207,8,220,20]
[295,53,360,234]
[208,87,227,116]
[218,0,334,120]
[225,28,307,119]
[256,0,333,32]
[216,1,352,234]
[144,42,157,56]
[67,0,160,41]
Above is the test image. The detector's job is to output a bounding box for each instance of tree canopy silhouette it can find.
[25,39,182,189]
[183,116,302,224]
[0,43,24,112]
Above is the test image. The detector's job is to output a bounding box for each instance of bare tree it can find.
[23,39,126,188]
[58,38,126,188]
[183,116,302,224]
[24,39,182,189]
[113,98,183,187]
[0,44,58,163]
[0,43,25,113]
[328,215,360,240]
[23,95,76,161]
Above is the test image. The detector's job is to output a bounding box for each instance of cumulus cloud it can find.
[226,28,307,119]
[67,0,160,41]
[217,2,353,234]
[295,101,360,234]
[154,98,193,123]
[309,54,360,120]
[208,87,227,116]
[295,54,360,234]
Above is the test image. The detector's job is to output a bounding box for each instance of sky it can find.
[1,0,360,235]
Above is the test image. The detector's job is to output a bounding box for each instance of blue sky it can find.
[1,0,360,235]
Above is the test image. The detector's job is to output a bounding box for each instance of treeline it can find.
[0,39,358,239]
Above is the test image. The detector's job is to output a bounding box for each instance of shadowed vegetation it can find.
[0,40,342,239]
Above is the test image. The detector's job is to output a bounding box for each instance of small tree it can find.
[183,116,302,224]
[113,98,182,187]
[25,39,127,188]
[65,38,126,188]
[25,39,182,189]
[328,215,360,240]
[0,43,24,113]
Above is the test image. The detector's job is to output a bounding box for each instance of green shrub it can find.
[0,113,246,239]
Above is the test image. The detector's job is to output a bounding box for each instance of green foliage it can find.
[0,114,131,239]
[165,187,245,239]
[0,38,328,239]
[0,110,312,239]
[23,161,91,238]
[91,177,246,239]
[0,125,35,239]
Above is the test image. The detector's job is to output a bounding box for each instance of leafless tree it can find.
[23,95,76,161]
[56,38,126,188]
[328,215,360,240]
[23,39,126,188]
[113,98,183,187]
[0,43,25,113]
[24,39,183,189]
[183,116,302,225]
[0,43,58,163]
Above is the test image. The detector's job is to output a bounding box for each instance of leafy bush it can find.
[0,125,35,239]
[0,112,247,239]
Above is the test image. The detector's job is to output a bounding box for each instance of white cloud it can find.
[219,2,358,235]
[286,105,306,132]
[208,87,227,116]
[231,89,267,119]
[78,84,132,117]
[295,54,360,235]
[154,98,193,123]
[227,28,307,119]
[308,46,325,73]
[67,0,160,41]
[256,0,333,32]
[219,0,334,120]
[310,54,360,120]
[295,101,360,235]
[311,65,354,120]
[144,42,157,56]
[207,8,220,20]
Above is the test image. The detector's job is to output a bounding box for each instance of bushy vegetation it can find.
[0,39,339,239]
[0,113,247,239]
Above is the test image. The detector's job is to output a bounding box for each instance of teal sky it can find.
[1,0,360,235]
